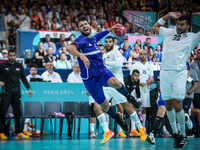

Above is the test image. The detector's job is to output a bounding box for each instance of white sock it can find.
[23,124,28,131]
[167,109,178,134]
[97,113,109,132]
[105,113,109,127]
[142,114,146,127]
[130,117,136,130]
[177,109,186,137]
[130,111,143,129]
[90,123,95,132]
[163,125,167,131]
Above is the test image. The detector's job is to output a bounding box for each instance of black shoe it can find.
[114,113,129,133]
[175,135,188,149]
[174,133,179,148]
[125,94,142,110]
[186,129,194,138]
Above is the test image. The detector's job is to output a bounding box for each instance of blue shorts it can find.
[158,93,166,107]
[83,66,114,105]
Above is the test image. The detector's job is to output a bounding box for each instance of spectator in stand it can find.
[0,50,8,59]
[59,7,67,17]
[30,9,40,26]
[102,22,109,31]
[0,8,9,51]
[188,53,195,64]
[154,44,162,62]
[136,39,143,51]
[61,46,71,62]
[65,15,71,29]
[68,34,75,45]
[38,6,47,21]
[65,25,70,32]
[7,7,20,29]
[97,26,102,32]
[118,17,124,25]
[132,43,140,59]
[121,42,131,59]
[42,47,57,67]
[137,27,143,34]
[19,9,31,29]
[127,23,137,33]
[34,42,47,68]
[144,38,154,51]
[158,0,170,15]
[44,23,49,30]
[151,56,160,70]
[124,22,130,32]
[96,12,106,25]
[48,5,60,22]
[193,47,198,60]
[52,17,60,29]
[114,37,119,50]
[30,20,38,29]
[148,49,155,62]
[160,41,163,52]
[56,34,65,51]
[119,37,132,50]
[26,65,42,82]
[127,50,136,68]
[39,20,45,30]
[67,63,82,83]
[42,61,63,83]
[51,23,58,31]
[107,12,116,28]
[48,42,57,55]
[69,13,75,23]
[58,20,67,30]
[71,3,78,17]
[143,45,149,53]
[90,20,97,33]
[8,20,16,47]
[70,22,76,31]
[56,53,71,69]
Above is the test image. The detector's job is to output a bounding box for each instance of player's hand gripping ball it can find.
[114,25,126,37]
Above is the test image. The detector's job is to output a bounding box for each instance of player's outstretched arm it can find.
[152,12,181,34]
[67,44,90,68]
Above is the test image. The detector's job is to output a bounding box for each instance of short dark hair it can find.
[114,37,118,40]
[77,16,89,28]
[197,49,200,53]
[46,61,53,64]
[105,36,114,43]
[30,65,37,69]
[59,52,66,58]
[98,44,104,47]
[178,15,190,25]
[146,37,151,41]
[132,69,139,75]
[46,34,50,38]
[62,40,67,44]
[8,49,16,54]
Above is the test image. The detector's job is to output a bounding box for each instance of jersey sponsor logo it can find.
[89,43,92,46]
[16,68,20,71]
[5,68,9,71]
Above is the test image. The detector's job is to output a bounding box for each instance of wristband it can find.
[157,18,166,25]
[187,92,190,95]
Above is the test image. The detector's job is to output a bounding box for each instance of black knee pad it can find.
[90,103,96,117]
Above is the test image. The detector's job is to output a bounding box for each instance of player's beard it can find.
[81,28,91,36]
[177,28,187,34]
[106,45,113,52]
[8,58,15,63]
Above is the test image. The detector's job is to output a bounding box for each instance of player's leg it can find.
[191,108,200,137]
[120,101,147,141]
[108,77,142,109]
[115,103,126,138]
[172,70,188,149]
[183,98,193,130]
[89,103,96,138]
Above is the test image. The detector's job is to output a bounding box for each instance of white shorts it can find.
[103,87,127,104]
[160,70,187,101]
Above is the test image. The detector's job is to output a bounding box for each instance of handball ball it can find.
[114,25,126,37]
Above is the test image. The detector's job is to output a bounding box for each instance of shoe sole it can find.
[101,132,115,145]
[129,134,140,137]
[117,135,127,138]
[146,135,155,144]
[174,139,188,149]
[90,136,96,138]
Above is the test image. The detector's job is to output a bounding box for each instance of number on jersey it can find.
[172,34,181,41]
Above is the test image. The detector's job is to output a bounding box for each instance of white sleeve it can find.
[192,32,200,48]
[67,74,74,83]
[150,65,154,77]
[159,26,173,38]
[41,73,47,81]
[57,74,63,83]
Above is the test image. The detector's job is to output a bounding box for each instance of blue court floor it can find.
[0,135,200,150]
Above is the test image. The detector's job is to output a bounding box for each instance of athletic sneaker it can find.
[117,131,127,138]
[15,133,29,139]
[33,131,47,137]
[174,133,179,148]
[146,132,155,144]
[0,133,7,140]
[162,130,171,137]
[89,131,96,138]
[129,129,140,137]
[115,113,129,133]
[138,126,147,141]
[185,113,193,130]
[23,130,32,136]
[186,129,195,138]
[100,130,115,144]
[125,94,142,110]
[175,135,188,149]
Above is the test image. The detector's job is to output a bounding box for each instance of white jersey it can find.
[103,48,124,84]
[159,27,200,71]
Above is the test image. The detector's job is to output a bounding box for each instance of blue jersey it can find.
[72,30,110,80]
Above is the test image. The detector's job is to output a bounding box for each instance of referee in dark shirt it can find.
[0,50,32,140]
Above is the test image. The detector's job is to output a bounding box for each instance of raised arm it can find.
[152,12,181,34]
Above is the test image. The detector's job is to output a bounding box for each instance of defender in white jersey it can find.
[152,12,200,149]
[92,36,147,144]
[130,50,154,127]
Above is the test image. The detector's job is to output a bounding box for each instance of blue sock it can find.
[116,84,128,95]
[106,106,115,118]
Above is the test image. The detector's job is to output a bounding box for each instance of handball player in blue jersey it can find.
[67,16,142,133]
